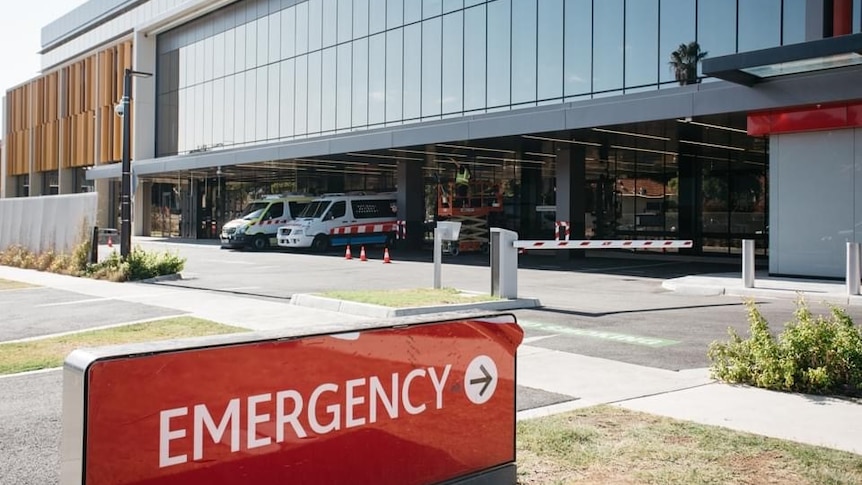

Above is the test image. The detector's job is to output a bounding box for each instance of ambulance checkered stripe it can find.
[260,219,290,226]
[330,223,399,235]
[513,239,693,249]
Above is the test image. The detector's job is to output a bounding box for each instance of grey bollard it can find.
[490,228,519,299]
[742,239,755,288]
[847,242,860,295]
[433,228,443,289]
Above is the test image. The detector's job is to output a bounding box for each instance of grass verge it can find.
[0,317,247,375]
[517,405,862,484]
[319,287,500,308]
[0,278,34,290]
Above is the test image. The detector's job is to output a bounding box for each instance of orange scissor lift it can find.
[436,180,503,255]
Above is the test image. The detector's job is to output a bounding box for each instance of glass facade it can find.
[156,0,809,157]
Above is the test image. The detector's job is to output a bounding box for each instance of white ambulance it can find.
[277,193,398,252]
[220,194,314,250]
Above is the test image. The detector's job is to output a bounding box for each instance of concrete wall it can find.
[770,128,861,277]
[0,193,98,254]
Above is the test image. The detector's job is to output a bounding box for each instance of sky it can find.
[0,0,87,132]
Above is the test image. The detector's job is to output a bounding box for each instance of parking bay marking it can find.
[519,320,680,348]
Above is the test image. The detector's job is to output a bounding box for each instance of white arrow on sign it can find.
[464,355,498,405]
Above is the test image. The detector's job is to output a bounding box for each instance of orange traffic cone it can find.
[383,247,391,264]
[359,246,368,262]
[345,245,352,260]
[107,236,113,248]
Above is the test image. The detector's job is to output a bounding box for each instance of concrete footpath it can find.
[1,264,861,457]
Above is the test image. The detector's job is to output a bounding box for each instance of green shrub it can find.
[709,299,862,396]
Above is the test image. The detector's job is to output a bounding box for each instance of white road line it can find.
[0,367,62,380]
[222,286,261,291]
[36,298,112,307]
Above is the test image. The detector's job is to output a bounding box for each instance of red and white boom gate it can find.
[490,228,693,299]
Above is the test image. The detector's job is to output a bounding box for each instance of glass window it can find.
[354,0,369,38]
[387,0,403,28]
[371,0,386,33]
[464,4,486,111]
[224,75,235,145]
[246,20,258,69]
[204,36,214,82]
[353,38,369,126]
[855,0,861,33]
[192,41,203,86]
[592,0,623,93]
[487,0,511,108]
[295,55,308,135]
[322,48,337,131]
[564,0,591,97]
[659,0,695,85]
[323,0,337,47]
[625,0,657,89]
[225,29,236,75]
[309,0,323,51]
[267,202,285,219]
[537,0,563,101]
[213,32,226,79]
[245,70,257,142]
[443,0,463,13]
[177,88,187,152]
[195,85,205,148]
[386,28,404,122]
[279,59,295,138]
[422,17,442,117]
[268,14,281,63]
[442,11,463,114]
[213,78,225,145]
[739,0,780,51]
[424,0,442,18]
[328,201,347,219]
[338,0,353,43]
[281,7,296,59]
[512,0,537,104]
[296,2,309,55]
[781,0,806,45]
[336,43,352,129]
[308,51,322,133]
[257,17,268,67]
[465,0,483,6]
[698,1,736,57]
[368,33,386,124]
[203,82,213,147]
[234,72,245,143]
[256,67,268,140]
[403,23,421,119]
[405,0,421,23]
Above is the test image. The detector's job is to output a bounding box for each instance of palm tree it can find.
[669,41,708,85]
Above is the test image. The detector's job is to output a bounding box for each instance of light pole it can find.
[117,68,152,258]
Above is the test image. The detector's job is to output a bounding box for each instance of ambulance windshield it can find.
[240,202,269,220]
[298,200,330,218]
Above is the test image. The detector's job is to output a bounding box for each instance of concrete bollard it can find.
[742,239,755,288]
[846,242,860,295]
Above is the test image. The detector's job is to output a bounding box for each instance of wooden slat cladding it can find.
[3,40,133,176]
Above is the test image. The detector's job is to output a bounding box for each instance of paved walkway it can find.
[1,264,860,456]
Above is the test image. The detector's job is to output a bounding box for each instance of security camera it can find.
[114,102,125,118]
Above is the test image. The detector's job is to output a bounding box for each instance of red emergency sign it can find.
[81,314,523,485]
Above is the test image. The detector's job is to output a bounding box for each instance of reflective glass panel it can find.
[564,0,591,96]
[296,2,309,55]
[204,36,214,82]
[323,0,337,47]
[442,11,463,114]
[213,78,225,145]
[739,0,781,51]
[224,75,235,145]
[403,23,421,119]
[463,4,486,111]
[336,43,352,129]
[204,82,213,146]
[268,14,280,64]
[267,64,279,139]
[444,0,463,13]
[405,0,421,23]
[698,1,736,57]
[368,33,386,124]
[625,0,658,89]
[353,37,369,126]
[280,59,295,137]
[387,0,403,29]
[422,17,442,117]
[593,0,623,93]
[338,0,353,43]
[537,0,563,101]
[487,0,511,108]
[234,72,245,143]
[256,67,268,140]
[512,0,537,104]
[281,8,296,59]
[386,28,404,121]
[354,0,369,38]
[256,17,268,67]
[245,70,256,142]
[246,19,258,69]
[309,0,323,52]
[322,47,337,131]
[424,0,442,18]
[295,55,308,135]
[370,0,386,33]
[308,51,322,133]
[225,28,236,76]
[782,0,806,45]
[659,0,695,85]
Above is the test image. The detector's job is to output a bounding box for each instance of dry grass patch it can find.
[0,278,35,290]
[0,317,247,375]
[320,287,499,307]
[517,406,862,485]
